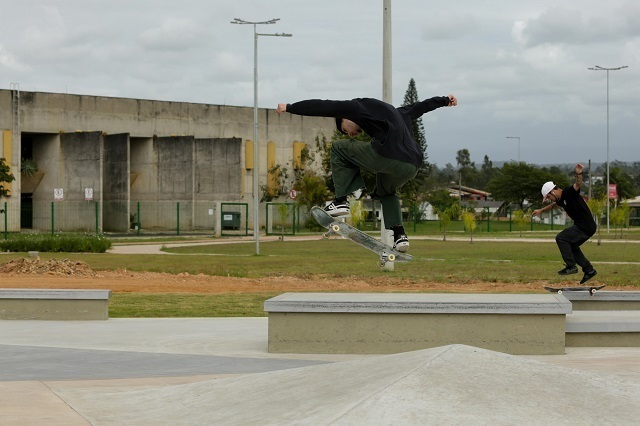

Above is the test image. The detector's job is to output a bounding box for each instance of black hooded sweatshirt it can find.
[285,96,450,167]
[557,185,597,235]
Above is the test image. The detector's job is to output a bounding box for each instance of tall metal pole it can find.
[381,0,394,270]
[253,24,259,253]
[588,65,628,233]
[382,0,392,104]
[506,136,520,162]
[231,18,291,255]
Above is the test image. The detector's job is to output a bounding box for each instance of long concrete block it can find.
[560,291,640,310]
[566,311,640,347]
[265,293,572,355]
[0,289,111,320]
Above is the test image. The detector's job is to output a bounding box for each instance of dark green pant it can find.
[330,139,418,227]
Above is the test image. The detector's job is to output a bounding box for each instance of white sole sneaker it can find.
[394,242,409,253]
[323,203,350,217]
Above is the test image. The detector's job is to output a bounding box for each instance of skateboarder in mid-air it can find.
[532,163,598,284]
[276,94,458,253]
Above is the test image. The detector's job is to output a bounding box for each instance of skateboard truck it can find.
[322,223,342,239]
[378,252,396,267]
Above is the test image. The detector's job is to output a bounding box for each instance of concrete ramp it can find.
[54,345,640,425]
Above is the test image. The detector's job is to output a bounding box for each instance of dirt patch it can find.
[0,258,624,294]
[0,257,97,276]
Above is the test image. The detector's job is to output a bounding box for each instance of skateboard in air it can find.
[311,206,413,267]
[544,285,605,295]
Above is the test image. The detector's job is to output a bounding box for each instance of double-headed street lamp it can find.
[505,136,520,162]
[231,18,292,255]
[588,65,628,233]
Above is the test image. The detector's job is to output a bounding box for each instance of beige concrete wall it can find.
[1,89,334,231]
[0,299,109,320]
[268,312,567,355]
[566,332,640,347]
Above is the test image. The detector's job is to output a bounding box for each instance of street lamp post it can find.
[588,65,628,233]
[505,136,520,162]
[231,18,292,255]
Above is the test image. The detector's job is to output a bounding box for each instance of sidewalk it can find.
[1,318,639,424]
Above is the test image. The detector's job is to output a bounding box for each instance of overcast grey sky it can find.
[1,0,638,167]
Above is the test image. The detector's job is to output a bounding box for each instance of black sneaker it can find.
[323,199,350,217]
[580,269,598,285]
[557,265,578,275]
[393,234,409,253]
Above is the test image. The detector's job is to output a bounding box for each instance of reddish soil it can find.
[1,257,621,294]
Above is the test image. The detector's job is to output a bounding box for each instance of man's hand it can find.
[447,94,458,107]
[575,163,584,175]
[532,209,542,217]
[276,103,287,114]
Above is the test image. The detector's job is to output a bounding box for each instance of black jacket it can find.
[285,96,450,167]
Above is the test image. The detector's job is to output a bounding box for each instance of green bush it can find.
[0,233,111,253]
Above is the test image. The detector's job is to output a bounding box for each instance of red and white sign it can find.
[54,188,64,201]
[288,189,298,200]
[608,184,617,199]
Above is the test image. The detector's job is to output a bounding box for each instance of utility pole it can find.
[231,18,292,254]
[588,65,628,233]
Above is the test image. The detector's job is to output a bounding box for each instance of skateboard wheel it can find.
[590,288,597,294]
[378,260,386,267]
[331,224,340,232]
[387,253,396,262]
[557,290,563,294]
[323,232,330,239]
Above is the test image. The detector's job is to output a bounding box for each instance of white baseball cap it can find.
[541,181,556,201]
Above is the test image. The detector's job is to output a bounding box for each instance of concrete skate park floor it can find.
[1,317,640,425]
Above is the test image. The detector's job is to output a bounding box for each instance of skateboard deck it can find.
[311,206,413,266]
[544,285,605,295]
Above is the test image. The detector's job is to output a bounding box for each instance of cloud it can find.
[418,10,481,41]
[139,18,206,51]
[0,45,30,72]
[513,5,640,47]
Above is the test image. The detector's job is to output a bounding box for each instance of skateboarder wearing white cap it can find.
[532,163,598,284]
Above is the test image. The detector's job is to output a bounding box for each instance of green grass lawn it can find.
[2,237,639,317]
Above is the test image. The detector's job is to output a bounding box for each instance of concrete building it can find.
[0,88,334,233]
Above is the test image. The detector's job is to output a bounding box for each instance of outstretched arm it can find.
[399,95,457,120]
[275,99,359,117]
[573,163,584,192]
[532,202,557,217]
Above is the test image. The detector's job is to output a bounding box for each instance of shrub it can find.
[0,233,111,253]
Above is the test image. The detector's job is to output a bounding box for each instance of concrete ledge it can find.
[0,289,111,320]
[265,293,571,355]
[566,311,640,347]
[560,291,640,310]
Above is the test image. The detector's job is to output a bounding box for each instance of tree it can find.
[586,195,606,245]
[486,162,569,209]
[512,209,531,238]
[462,210,477,243]
[425,188,456,216]
[439,202,461,242]
[609,167,638,201]
[349,199,367,229]
[399,78,430,225]
[456,148,479,188]
[478,155,495,189]
[611,202,631,239]
[402,78,428,158]
[0,157,15,198]
[276,203,292,241]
